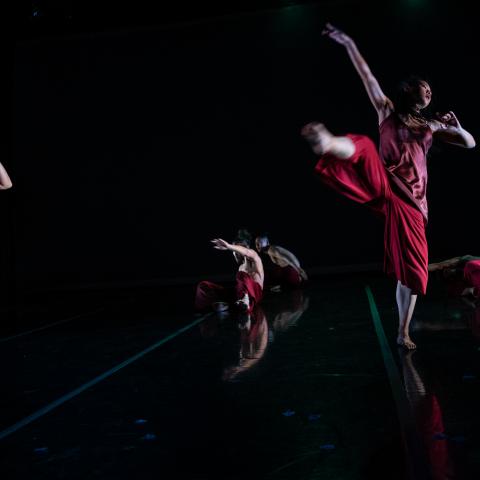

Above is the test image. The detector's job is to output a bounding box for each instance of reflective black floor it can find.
[1,272,479,479]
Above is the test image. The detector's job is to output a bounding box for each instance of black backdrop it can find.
[9,1,479,291]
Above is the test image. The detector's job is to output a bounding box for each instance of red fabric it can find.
[415,395,453,480]
[281,265,303,287]
[235,271,263,312]
[464,260,480,298]
[194,280,229,311]
[264,262,303,289]
[379,113,433,220]
[315,134,428,294]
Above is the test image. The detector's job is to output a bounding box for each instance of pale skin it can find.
[255,238,308,284]
[301,23,476,350]
[0,162,13,190]
[211,238,264,309]
[272,294,310,332]
[222,309,268,381]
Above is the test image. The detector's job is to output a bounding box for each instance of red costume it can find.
[261,254,303,289]
[235,271,263,311]
[194,271,263,313]
[315,113,431,294]
[464,259,480,298]
[415,394,454,480]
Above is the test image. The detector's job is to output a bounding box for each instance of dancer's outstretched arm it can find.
[430,111,476,148]
[211,238,264,279]
[323,23,393,123]
[0,162,12,190]
[212,238,258,261]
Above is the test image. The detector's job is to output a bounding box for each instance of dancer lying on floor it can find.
[255,235,307,291]
[429,255,480,299]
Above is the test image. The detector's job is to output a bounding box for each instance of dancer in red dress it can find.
[0,162,13,190]
[301,24,476,349]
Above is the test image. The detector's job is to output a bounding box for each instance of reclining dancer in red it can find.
[255,235,308,291]
[429,255,480,299]
[301,23,476,349]
[194,233,264,313]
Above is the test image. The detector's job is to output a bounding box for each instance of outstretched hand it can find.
[211,238,231,251]
[436,111,461,129]
[322,23,351,46]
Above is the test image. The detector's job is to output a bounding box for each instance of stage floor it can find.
[1,272,479,479]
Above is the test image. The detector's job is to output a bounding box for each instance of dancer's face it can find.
[413,81,432,109]
[255,237,269,252]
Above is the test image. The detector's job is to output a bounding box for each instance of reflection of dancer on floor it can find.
[399,349,454,479]
[429,255,480,299]
[194,232,264,313]
[222,306,268,381]
[271,290,310,333]
[255,235,308,291]
[0,162,13,190]
[302,23,476,349]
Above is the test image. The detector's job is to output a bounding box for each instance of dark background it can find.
[4,0,479,294]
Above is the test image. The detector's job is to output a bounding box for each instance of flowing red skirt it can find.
[315,134,428,295]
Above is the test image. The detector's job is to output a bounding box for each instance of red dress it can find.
[314,113,431,294]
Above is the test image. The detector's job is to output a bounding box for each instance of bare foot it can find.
[461,287,474,297]
[212,302,229,313]
[235,293,250,312]
[300,122,333,155]
[397,334,417,350]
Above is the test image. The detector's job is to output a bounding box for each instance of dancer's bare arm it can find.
[0,162,13,190]
[428,256,463,272]
[430,112,476,148]
[212,238,264,279]
[270,246,308,280]
[323,23,393,123]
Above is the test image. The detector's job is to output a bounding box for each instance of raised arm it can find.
[0,162,13,190]
[430,111,476,148]
[322,23,393,123]
[212,238,258,260]
[211,238,264,275]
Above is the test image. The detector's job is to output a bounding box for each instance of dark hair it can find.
[255,234,270,247]
[392,75,431,116]
[232,228,252,248]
